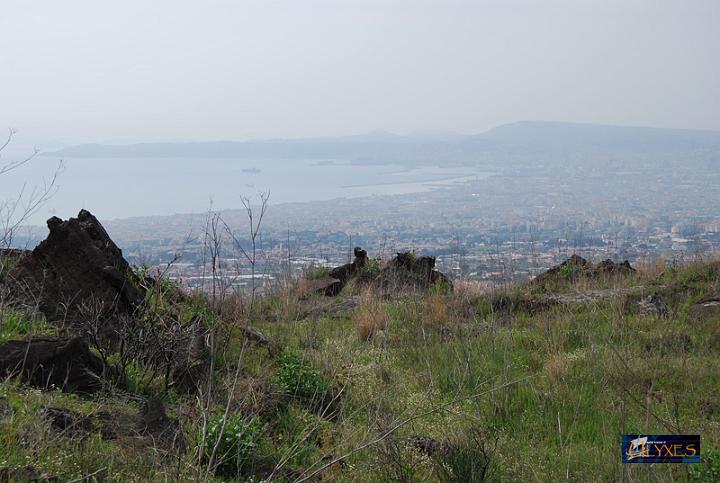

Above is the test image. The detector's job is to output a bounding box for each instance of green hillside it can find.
[2,253,719,481]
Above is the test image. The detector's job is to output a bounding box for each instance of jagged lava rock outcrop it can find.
[300,247,369,297]
[0,336,107,393]
[378,252,453,291]
[7,209,144,325]
[302,248,453,297]
[329,247,369,284]
[533,254,635,284]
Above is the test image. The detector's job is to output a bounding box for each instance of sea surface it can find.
[1,156,491,223]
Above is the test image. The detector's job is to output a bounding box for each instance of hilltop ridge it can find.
[45,121,720,163]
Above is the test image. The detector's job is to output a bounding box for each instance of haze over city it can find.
[1,0,718,148]
[0,0,718,283]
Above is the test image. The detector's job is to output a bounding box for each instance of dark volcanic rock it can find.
[329,247,368,285]
[533,254,589,284]
[534,254,635,284]
[302,247,369,297]
[298,276,343,297]
[7,209,143,325]
[0,336,106,393]
[378,252,453,291]
[302,248,452,296]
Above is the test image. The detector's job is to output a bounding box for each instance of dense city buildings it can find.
[91,156,720,292]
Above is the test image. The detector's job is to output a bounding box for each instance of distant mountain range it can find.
[45,121,720,166]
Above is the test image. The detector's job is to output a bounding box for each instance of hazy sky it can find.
[1,0,718,145]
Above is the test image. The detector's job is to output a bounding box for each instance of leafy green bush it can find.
[275,351,329,400]
[360,259,382,278]
[203,414,264,475]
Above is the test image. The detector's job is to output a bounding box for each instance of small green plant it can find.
[203,414,264,475]
[360,258,382,278]
[275,351,329,401]
[558,262,577,280]
[690,447,720,481]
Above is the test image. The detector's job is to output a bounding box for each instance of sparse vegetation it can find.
[1,251,719,481]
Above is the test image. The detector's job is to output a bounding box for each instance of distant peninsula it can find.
[45,121,720,167]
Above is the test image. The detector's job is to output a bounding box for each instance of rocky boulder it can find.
[301,247,369,297]
[6,210,144,326]
[592,259,635,277]
[303,249,453,296]
[378,252,453,291]
[298,276,343,297]
[329,247,368,285]
[0,336,107,393]
[534,254,635,284]
[532,254,589,284]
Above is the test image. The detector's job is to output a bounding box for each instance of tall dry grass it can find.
[423,292,450,328]
[353,288,388,340]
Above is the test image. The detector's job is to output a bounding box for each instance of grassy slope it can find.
[254,261,720,481]
[1,260,719,481]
